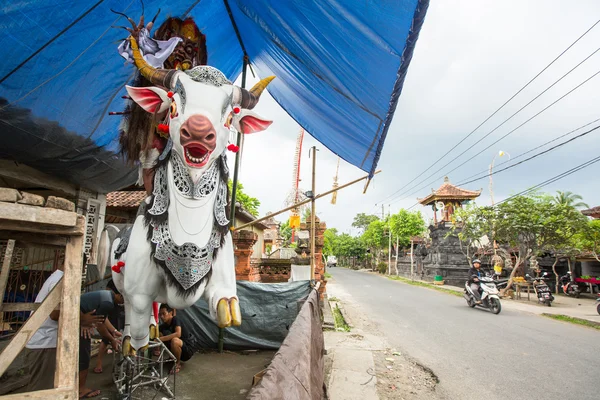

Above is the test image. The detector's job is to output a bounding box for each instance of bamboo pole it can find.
[310,147,317,280]
[234,170,382,231]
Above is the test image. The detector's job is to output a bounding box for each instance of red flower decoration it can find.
[233,106,241,114]
[227,144,240,153]
[167,91,174,99]
[112,261,125,274]
[157,124,170,134]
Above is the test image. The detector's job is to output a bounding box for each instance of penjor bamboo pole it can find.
[310,147,317,281]
[233,170,382,231]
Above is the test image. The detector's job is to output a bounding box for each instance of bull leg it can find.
[204,233,241,328]
[128,293,154,350]
[121,297,135,356]
[149,302,159,340]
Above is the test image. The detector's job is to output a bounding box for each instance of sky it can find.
[228,0,600,235]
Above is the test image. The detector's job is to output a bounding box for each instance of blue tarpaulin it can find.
[0,0,428,192]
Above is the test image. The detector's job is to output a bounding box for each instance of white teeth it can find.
[185,148,208,164]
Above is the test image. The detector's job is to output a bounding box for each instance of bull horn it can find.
[129,36,177,88]
[239,76,275,109]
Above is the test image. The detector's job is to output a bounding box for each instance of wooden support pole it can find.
[310,147,317,280]
[54,235,83,389]
[0,280,63,377]
[0,240,15,326]
[234,170,382,231]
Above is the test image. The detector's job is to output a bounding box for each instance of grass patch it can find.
[387,275,463,297]
[541,314,600,330]
[324,272,332,279]
[332,305,351,332]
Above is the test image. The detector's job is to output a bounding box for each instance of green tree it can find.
[455,193,589,294]
[553,190,589,209]
[574,219,600,261]
[361,220,388,269]
[280,220,292,245]
[352,213,380,233]
[389,210,426,248]
[228,180,261,216]
[323,228,339,256]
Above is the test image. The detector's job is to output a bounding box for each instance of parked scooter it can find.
[596,293,600,315]
[526,272,554,306]
[464,275,502,314]
[559,272,581,298]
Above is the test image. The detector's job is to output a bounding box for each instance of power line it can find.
[388,66,600,205]
[376,18,600,205]
[495,155,600,205]
[455,124,600,186]
[454,117,600,183]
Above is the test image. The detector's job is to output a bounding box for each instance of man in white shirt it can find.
[25,268,103,392]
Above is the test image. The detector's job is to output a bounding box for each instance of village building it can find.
[392,177,482,285]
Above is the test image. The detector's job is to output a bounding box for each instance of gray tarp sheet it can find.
[247,285,325,399]
[178,280,311,351]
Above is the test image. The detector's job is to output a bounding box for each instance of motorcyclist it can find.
[468,259,485,304]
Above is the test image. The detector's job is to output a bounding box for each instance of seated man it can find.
[468,259,485,304]
[158,304,194,373]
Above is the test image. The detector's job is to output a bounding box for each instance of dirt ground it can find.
[326,274,446,400]
[373,349,443,400]
[65,348,274,400]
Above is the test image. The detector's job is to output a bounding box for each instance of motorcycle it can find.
[526,272,554,306]
[559,272,581,298]
[464,275,502,314]
[596,293,600,315]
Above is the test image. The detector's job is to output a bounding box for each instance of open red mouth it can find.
[184,144,211,167]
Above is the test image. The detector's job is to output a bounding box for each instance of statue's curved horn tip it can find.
[250,76,276,96]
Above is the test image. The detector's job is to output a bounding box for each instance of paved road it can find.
[328,268,600,400]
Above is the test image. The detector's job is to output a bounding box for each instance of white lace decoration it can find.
[148,163,169,216]
[185,66,231,86]
[151,222,221,290]
[171,151,219,199]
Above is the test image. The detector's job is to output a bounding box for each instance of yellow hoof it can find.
[149,325,159,340]
[122,337,136,357]
[231,298,242,327]
[217,298,232,328]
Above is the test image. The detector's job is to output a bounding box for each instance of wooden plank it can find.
[0,202,77,227]
[0,387,75,399]
[0,280,63,377]
[0,240,15,324]
[0,215,85,237]
[0,160,77,198]
[54,235,82,389]
[1,303,40,312]
[0,231,66,247]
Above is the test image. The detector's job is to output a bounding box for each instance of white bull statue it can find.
[108,36,274,354]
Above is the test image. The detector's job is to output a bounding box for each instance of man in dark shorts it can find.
[79,289,124,398]
[158,304,194,373]
[93,279,125,374]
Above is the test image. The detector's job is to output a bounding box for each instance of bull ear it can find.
[125,86,170,114]
[234,110,273,134]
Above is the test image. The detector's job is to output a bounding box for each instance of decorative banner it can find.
[289,215,301,229]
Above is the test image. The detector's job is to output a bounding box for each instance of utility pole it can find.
[395,235,399,275]
[310,146,317,281]
[387,204,392,275]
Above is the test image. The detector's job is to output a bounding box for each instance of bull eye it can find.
[224,112,233,128]
[170,102,178,118]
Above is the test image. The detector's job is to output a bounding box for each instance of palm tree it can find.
[553,191,589,209]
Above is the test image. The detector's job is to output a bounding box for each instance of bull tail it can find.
[97,228,111,278]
